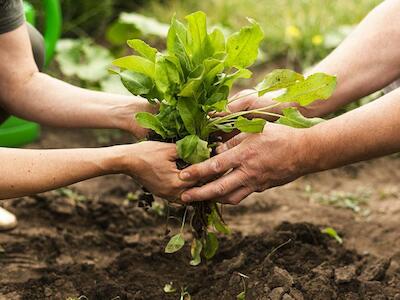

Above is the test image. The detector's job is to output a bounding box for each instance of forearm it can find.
[301,0,400,117]
[306,88,400,172]
[0,146,130,200]
[3,71,150,134]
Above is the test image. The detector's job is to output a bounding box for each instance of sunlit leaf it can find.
[225,19,264,68]
[112,55,155,79]
[276,107,324,128]
[256,69,304,96]
[275,73,337,106]
[234,116,266,133]
[127,39,157,62]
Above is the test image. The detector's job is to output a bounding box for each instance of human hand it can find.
[116,96,158,139]
[117,142,194,200]
[179,123,312,204]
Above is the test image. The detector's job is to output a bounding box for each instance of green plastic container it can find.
[0,0,61,147]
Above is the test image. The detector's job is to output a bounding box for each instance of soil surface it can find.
[1,127,400,300]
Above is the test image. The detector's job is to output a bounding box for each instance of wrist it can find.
[298,125,328,174]
[109,96,154,135]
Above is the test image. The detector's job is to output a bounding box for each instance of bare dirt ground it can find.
[0,127,399,299]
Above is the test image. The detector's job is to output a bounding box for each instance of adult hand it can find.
[119,141,195,200]
[179,123,312,204]
[117,96,158,139]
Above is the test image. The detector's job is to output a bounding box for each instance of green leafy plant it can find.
[112,11,336,263]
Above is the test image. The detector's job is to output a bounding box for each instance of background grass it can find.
[139,0,382,67]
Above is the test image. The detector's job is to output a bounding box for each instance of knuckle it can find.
[211,159,223,173]
[214,182,226,196]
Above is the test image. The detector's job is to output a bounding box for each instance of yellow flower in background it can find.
[286,25,301,39]
[312,34,324,46]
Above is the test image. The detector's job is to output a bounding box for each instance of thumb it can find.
[217,133,250,153]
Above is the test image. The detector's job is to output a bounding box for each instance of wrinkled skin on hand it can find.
[123,141,195,200]
[179,123,311,205]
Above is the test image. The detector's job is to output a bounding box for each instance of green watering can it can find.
[0,0,62,147]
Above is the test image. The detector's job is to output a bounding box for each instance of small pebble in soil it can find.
[334,265,357,284]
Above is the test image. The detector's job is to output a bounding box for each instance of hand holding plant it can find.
[111,11,336,264]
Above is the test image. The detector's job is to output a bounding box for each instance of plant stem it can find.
[228,90,259,104]
[180,206,189,233]
[208,102,282,127]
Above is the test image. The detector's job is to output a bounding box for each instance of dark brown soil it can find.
[1,126,400,300]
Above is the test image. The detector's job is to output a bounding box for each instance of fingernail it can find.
[217,144,227,153]
[181,193,191,202]
[180,171,191,181]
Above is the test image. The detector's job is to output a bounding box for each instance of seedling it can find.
[236,272,250,300]
[113,11,336,262]
[321,227,343,244]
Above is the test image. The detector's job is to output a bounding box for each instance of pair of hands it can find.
[127,91,312,205]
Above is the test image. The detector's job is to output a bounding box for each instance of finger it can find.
[181,169,245,202]
[218,186,253,205]
[179,148,240,182]
[216,133,250,153]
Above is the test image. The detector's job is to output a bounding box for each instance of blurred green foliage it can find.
[46,0,383,99]
[139,0,382,67]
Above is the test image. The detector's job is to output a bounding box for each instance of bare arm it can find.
[0,24,152,137]
[0,142,192,200]
[230,0,400,118]
[178,88,400,204]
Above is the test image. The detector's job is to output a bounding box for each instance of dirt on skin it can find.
[1,127,400,299]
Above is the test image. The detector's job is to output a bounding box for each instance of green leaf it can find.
[167,16,191,74]
[277,107,325,128]
[155,54,181,97]
[237,292,246,300]
[135,112,167,138]
[185,11,213,65]
[177,98,202,135]
[234,116,266,133]
[321,227,343,244]
[165,233,185,253]
[176,135,210,164]
[190,239,203,266]
[118,70,153,96]
[225,19,264,68]
[56,39,113,82]
[112,55,155,79]
[256,69,304,96]
[127,39,157,62]
[118,12,169,38]
[209,27,226,53]
[178,65,205,98]
[203,58,224,87]
[203,86,229,112]
[219,69,252,88]
[214,123,235,133]
[203,232,219,260]
[209,204,231,235]
[275,73,337,106]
